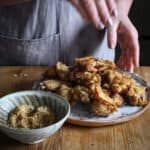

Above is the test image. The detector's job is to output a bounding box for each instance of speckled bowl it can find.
[0,91,70,144]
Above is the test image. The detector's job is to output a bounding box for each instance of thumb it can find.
[107,18,119,49]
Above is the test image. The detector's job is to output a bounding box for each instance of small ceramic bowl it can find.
[0,91,70,144]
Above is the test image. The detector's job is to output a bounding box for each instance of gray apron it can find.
[0,0,114,66]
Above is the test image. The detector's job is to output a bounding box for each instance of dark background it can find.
[116,0,150,66]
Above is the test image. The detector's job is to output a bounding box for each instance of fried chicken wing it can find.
[126,85,148,106]
[69,69,101,86]
[57,85,90,106]
[40,80,77,106]
[92,85,117,112]
[90,88,121,116]
[102,69,133,93]
[103,89,124,107]
[91,100,112,117]
[56,84,79,106]
[102,69,148,106]
[44,62,69,80]
[75,56,116,73]
[40,80,62,91]
[112,93,124,107]
[72,85,90,104]
[55,62,69,80]
[56,84,72,101]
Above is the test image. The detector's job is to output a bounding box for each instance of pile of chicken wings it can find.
[40,56,148,117]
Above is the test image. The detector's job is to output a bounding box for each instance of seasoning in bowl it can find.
[8,105,55,129]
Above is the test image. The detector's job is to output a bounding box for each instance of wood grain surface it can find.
[0,66,150,150]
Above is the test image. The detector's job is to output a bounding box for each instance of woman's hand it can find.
[107,13,139,72]
[70,0,118,29]
[70,0,139,72]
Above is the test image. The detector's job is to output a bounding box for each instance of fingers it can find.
[117,52,133,72]
[130,42,139,68]
[133,42,139,68]
[80,0,102,29]
[123,18,139,68]
[106,0,118,17]
[129,31,139,67]
[117,44,135,72]
[126,60,134,72]
[117,40,132,72]
[95,0,113,27]
[107,25,117,49]
[126,50,134,72]
[116,14,139,72]
[117,51,127,69]
[125,26,139,69]
[70,0,119,30]
[127,60,134,73]
[117,39,135,72]
[107,18,119,49]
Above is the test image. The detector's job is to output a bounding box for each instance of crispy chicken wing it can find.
[112,93,124,107]
[75,56,116,73]
[40,80,77,106]
[102,69,133,93]
[90,89,122,116]
[103,89,124,107]
[72,85,90,104]
[102,69,148,106]
[56,84,72,101]
[69,69,101,86]
[44,62,69,80]
[55,62,69,80]
[56,84,79,106]
[126,85,148,106]
[40,80,62,91]
[91,100,112,117]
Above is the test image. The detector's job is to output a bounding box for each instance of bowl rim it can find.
[0,90,70,132]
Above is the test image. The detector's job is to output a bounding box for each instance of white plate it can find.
[33,70,150,127]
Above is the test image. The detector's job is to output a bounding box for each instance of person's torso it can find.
[0,0,114,66]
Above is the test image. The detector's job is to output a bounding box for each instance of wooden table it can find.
[0,67,150,150]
